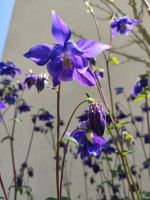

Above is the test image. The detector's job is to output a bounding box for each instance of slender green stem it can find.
[59,128,78,198]
[145,93,150,154]
[124,92,150,177]
[60,142,69,198]
[60,100,87,140]
[0,173,8,200]
[124,155,141,200]
[0,111,10,137]
[10,103,18,200]
[56,85,61,200]
[25,126,36,163]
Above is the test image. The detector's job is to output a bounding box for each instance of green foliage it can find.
[107,121,129,132]
[109,56,120,65]
[62,135,78,146]
[46,197,71,200]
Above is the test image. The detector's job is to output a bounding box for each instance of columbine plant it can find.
[1,1,150,200]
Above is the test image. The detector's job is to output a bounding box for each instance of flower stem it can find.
[60,100,87,141]
[145,93,150,156]
[10,101,20,200]
[124,154,141,200]
[0,173,8,200]
[56,85,61,200]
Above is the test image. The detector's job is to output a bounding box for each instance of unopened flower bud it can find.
[122,131,135,148]
[36,73,48,93]
[88,103,106,136]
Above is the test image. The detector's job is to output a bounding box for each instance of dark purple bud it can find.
[89,103,106,136]
[112,185,120,193]
[90,177,95,185]
[115,87,124,95]
[27,167,34,177]
[16,175,23,187]
[89,57,96,66]
[144,134,150,144]
[36,73,48,93]
[131,165,137,176]
[131,81,143,98]
[92,162,100,174]
[139,76,149,88]
[24,73,38,89]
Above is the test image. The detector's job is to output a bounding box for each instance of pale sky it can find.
[0,0,15,59]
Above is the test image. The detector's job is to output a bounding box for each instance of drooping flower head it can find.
[0,61,21,78]
[38,110,54,121]
[36,73,48,93]
[111,16,140,37]
[131,74,149,99]
[18,101,32,113]
[24,73,38,89]
[88,103,106,136]
[115,87,124,95]
[24,11,110,87]
[72,130,107,159]
[131,81,143,98]
[3,86,18,105]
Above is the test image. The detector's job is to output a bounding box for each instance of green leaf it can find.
[61,197,71,200]
[45,198,57,200]
[10,118,22,123]
[102,156,113,161]
[62,135,78,146]
[0,197,4,199]
[107,121,129,131]
[133,94,150,102]
[109,56,119,65]
[111,169,117,178]
[16,186,23,195]
[102,180,112,187]
[126,149,135,155]
[85,92,90,98]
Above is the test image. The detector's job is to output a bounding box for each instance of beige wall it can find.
[1,0,150,199]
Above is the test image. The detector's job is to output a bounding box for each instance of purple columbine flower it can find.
[18,101,31,113]
[131,81,143,98]
[115,87,124,95]
[0,79,11,85]
[88,103,106,136]
[38,110,54,121]
[0,101,5,110]
[3,86,18,105]
[72,130,107,159]
[24,73,38,89]
[17,81,26,91]
[24,11,110,87]
[0,61,21,77]
[111,16,140,37]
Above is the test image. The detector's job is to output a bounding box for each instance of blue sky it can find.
[0,0,15,59]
